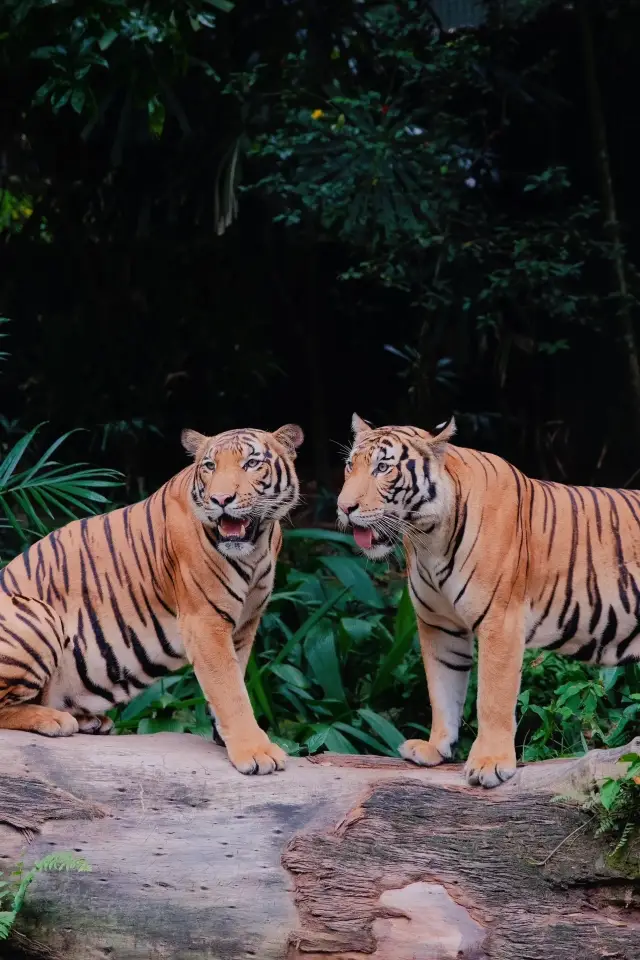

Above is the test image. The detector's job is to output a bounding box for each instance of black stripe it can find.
[617,623,640,660]
[128,626,170,679]
[436,657,472,672]
[190,577,236,627]
[14,612,60,668]
[597,606,618,662]
[471,576,503,633]
[81,554,122,686]
[103,514,124,587]
[140,588,182,658]
[556,487,579,628]
[0,624,50,675]
[79,519,104,603]
[72,638,115,703]
[0,652,44,681]
[545,603,580,651]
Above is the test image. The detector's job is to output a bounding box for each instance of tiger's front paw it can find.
[464,739,517,789]
[226,737,287,776]
[399,738,447,767]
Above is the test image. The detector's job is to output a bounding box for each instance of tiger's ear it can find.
[181,428,207,459]
[273,424,304,458]
[430,416,456,458]
[351,412,372,438]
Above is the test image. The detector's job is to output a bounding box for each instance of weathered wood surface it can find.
[1,730,639,960]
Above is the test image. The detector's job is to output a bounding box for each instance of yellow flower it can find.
[311,109,324,120]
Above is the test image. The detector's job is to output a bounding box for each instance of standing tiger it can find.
[338,413,640,789]
[0,423,303,776]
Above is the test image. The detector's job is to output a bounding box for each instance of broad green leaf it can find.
[306,726,330,754]
[117,677,181,722]
[137,717,186,735]
[270,663,311,689]
[599,778,622,811]
[359,708,404,750]
[98,29,118,51]
[324,727,359,754]
[340,617,374,642]
[320,556,383,608]
[334,722,395,756]
[304,625,346,702]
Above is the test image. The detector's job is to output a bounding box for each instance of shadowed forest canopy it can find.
[2,0,640,506]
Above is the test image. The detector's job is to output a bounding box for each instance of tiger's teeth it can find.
[219,518,247,537]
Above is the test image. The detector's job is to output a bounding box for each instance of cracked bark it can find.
[0,731,639,959]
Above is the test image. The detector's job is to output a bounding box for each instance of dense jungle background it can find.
[1,0,640,764]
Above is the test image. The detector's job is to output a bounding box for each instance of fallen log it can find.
[0,730,639,960]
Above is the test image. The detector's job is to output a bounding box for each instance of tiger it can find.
[337,412,640,788]
[0,423,303,776]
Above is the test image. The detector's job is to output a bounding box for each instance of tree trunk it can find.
[578,0,640,446]
[1,731,639,960]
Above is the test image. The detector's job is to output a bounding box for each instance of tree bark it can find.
[1,731,639,960]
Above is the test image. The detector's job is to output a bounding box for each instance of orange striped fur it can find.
[0,423,303,775]
[338,413,640,788]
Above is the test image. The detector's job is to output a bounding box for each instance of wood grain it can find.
[0,732,638,959]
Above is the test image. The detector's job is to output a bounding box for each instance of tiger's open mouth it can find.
[217,515,257,543]
[351,526,395,550]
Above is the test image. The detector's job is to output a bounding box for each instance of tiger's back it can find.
[425,446,640,666]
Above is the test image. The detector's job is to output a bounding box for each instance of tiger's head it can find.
[182,424,304,558]
[337,413,456,559]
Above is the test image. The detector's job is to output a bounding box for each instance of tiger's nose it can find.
[210,493,235,507]
[338,501,358,517]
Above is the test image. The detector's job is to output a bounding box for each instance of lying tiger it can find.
[338,413,640,788]
[0,423,303,775]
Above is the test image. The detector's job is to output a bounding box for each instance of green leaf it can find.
[304,625,346,702]
[203,0,235,10]
[370,587,417,697]
[117,677,182,723]
[320,556,383,608]
[71,89,86,115]
[324,726,359,754]
[305,726,330,754]
[0,426,43,485]
[98,29,118,51]
[270,663,311,689]
[246,653,276,728]
[358,708,404,750]
[147,96,165,138]
[334,722,395,756]
[340,617,374,642]
[138,717,186,735]
[599,778,622,811]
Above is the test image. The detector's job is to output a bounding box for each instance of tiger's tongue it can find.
[219,518,246,538]
[353,527,374,550]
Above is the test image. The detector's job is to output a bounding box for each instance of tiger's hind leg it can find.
[400,621,473,767]
[0,594,78,737]
[0,703,79,736]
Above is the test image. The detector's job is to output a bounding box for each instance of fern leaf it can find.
[33,853,91,873]
[0,911,17,941]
